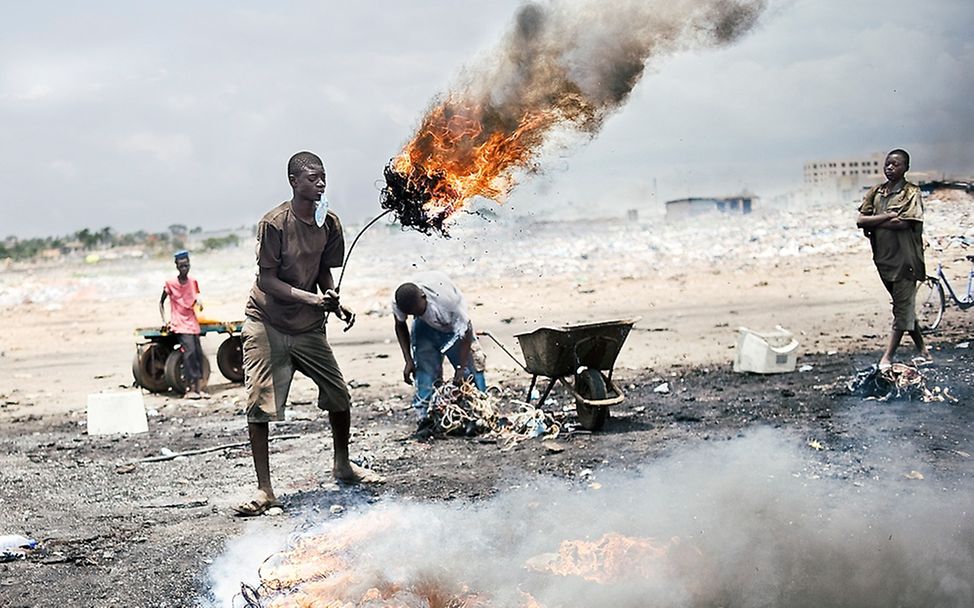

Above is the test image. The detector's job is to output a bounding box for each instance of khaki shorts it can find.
[241,318,350,423]
[882,279,918,331]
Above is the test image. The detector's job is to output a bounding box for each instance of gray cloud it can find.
[0,0,971,237]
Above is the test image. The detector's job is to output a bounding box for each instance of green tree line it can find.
[1,225,243,262]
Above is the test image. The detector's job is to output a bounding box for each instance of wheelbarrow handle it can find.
[556,376,626,407]
[477,330,529,372]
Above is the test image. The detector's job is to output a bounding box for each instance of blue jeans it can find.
[412,318,486,418]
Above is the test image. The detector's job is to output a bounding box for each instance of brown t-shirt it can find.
[244,201,345,334]
[858,179,925,282]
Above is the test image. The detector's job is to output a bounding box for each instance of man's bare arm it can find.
[395,319,414,384]
[317,267,355,329]
[159,290,168,325]
[875,217,917,231]
[452,325,475,383]
[258,267,336,310]
[857,211,897,229]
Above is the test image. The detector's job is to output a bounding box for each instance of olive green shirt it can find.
[858,179,925,282]
[245,201,345,335]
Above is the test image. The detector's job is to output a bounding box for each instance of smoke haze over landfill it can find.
[1,0,972,237]
[205,431,974,607]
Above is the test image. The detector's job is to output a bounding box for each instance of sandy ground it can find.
[0,238,922,420]
[0,197,972,606]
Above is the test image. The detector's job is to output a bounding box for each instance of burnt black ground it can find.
[0,319,971,608]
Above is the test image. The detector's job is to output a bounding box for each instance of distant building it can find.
[804,153,885,203]
[665,195,755,221]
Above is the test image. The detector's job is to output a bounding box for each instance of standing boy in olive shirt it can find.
[236,151,377,516]
[856,148,931,369]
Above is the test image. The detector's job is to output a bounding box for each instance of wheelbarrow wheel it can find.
[132,343,170,393]
[575,368,609,431]
[217,336,244,383]
[164,350,211,394]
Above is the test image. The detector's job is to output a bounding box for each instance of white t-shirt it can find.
[392,271,470,349]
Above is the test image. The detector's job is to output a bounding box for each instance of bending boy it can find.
[393,271,486,438]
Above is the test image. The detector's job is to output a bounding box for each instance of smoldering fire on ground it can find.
[207,431,974,608]
[380,0,768,235]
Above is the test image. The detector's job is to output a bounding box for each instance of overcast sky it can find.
[1,0,972,238]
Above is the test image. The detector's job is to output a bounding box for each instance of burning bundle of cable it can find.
[425,380,561,445]
[237,507,696,608]
[381,0,767,235]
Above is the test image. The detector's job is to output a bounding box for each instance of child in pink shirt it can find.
[160,250,207,398]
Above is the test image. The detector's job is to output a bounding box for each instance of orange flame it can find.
[386,95,561,230]
[525,533,690,584]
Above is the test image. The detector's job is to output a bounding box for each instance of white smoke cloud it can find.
[205,429,974,607]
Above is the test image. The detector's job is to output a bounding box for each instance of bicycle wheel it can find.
[915,277,945,332]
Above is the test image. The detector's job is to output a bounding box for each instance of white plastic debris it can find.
[734,326,799,373]
[798,364,814,372]
[653,382,670,394]
[86,391,148,436]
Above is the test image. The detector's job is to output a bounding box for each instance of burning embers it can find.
[238,509,689,608]
[380,0,768,235]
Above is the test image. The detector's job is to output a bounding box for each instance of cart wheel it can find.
[217,336,244,383]
[164,350,211,394]
[575,368,609,431]
[132,343,171,393]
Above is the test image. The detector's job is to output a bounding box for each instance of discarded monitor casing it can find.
[733,326,799,374]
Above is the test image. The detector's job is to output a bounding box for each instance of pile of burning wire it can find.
[425,380,561,449]
[236,507,690,608]
[848,363,959,403]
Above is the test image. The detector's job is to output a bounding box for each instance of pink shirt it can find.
[164,277,201,334]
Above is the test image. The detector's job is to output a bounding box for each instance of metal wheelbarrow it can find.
[479,318,639,431]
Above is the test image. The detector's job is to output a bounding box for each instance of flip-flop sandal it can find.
[335,471,386,486]
[232,499,284,517]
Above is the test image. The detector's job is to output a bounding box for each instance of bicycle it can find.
[915,252,974,332]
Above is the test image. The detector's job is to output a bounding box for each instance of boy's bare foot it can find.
[333,462,384,484]
[878,357,892,372]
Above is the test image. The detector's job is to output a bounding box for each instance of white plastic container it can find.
[87,391,149,435]
[733,326,799,374]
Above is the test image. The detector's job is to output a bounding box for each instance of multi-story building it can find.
[803,154,885,204]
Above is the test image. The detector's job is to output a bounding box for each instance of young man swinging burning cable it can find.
[236,151,379,517]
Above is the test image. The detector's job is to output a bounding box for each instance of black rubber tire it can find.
[915,277,945,333]
[575,368,609,431]
[216,336,245,383]
[132,343,171,393]
[164,349,211,394]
